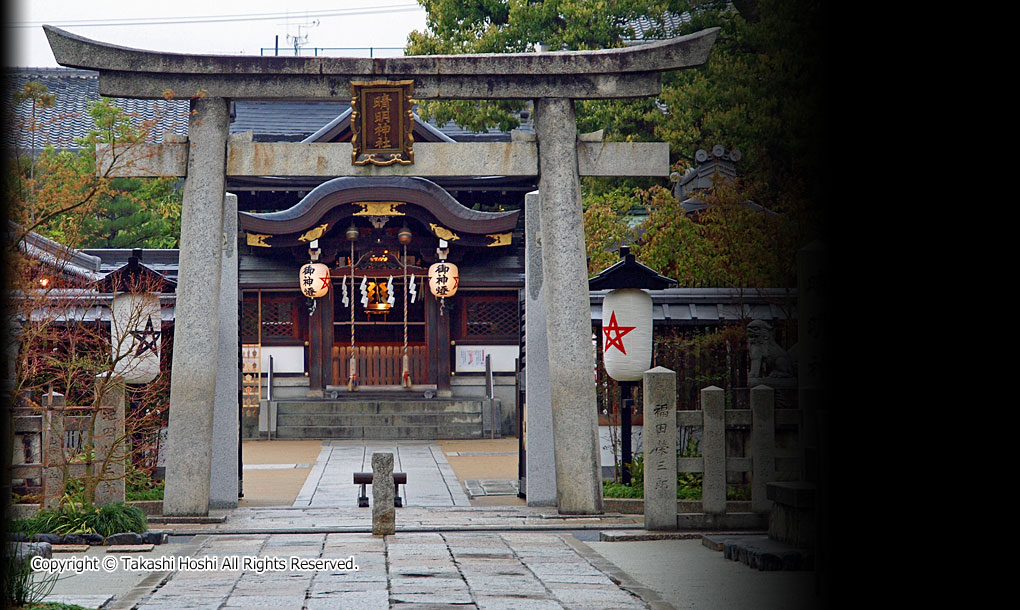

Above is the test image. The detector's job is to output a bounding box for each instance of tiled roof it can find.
[625,12,694,40]
[5,68,190,151]
[233,101,350,142]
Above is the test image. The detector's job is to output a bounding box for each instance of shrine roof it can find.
[238,176,520,244]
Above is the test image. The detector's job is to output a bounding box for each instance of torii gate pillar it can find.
[535,98,603,513]
[162,97,229,516]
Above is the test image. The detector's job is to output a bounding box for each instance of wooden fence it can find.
[331,344,428,386]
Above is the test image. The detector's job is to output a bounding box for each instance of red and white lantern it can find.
[427,261,459,298]
[299,262,331,298]
[601,288,652,381]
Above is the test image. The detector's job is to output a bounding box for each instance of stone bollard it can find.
[372,453,395,535]
[701,386,726,514]
[643,367,677,530]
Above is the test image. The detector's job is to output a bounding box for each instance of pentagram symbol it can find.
[602,311,636,355]
[130,316,161,356]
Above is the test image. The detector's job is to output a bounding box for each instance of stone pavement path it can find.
[132,532,651,610]
[294,440,470,508]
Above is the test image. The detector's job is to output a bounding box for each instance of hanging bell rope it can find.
[347,234,358,391]
[402,242,411,387]
[398,226,413,388]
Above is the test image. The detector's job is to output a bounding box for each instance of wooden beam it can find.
[98,141,670,178]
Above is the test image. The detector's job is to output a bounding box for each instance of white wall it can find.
[260,346,305,374]
[454,345,519,372]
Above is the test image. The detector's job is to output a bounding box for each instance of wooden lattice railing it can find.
[331,344,428,386]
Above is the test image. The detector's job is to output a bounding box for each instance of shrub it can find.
[15,499,148,537]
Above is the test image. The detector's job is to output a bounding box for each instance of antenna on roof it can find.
[283,19,320,56]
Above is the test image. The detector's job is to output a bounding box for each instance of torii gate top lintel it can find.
[43,25,719,101]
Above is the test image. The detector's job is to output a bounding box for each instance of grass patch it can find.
[602,479,704,500]
[12,500,147,537]
[126,485,163,502]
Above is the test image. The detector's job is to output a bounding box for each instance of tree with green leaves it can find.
[7,88,182,251]
[406,0,826,288]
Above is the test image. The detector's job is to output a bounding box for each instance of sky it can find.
[6,0,430,67]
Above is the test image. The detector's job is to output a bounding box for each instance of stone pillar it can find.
[210,192,239,509]
[41,393,66,509]
[164,97,229,516]
[534,98,602,515]
[750,384,775,513]
[642,367,677,530]
[523,190,556,506]
[93,378,126,506]
[701,385,726,514]
[371,452,395,535]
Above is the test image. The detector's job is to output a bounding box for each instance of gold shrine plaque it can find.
[351,80,415,166]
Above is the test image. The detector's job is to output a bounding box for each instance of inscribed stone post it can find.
[40,393,66,509]
[163,97,229,516]
[535,98,603,515]
[372,452,395,535]
[523,190,557,506]
[210,192,239,508]
[643,367,677,530]
[93,379,126,506]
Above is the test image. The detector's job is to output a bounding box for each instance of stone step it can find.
[275,401,484,415]
[276,412,483,428]
[274,424,484,440]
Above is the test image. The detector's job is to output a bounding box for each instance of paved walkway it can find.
[294,441,471,508]
[124,532,651,610]
[33,439,823,609]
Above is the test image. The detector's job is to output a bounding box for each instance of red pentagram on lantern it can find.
[602,311,636,355]
[319,275,331,290]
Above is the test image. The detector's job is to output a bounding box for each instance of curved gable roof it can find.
[238,176,519,248]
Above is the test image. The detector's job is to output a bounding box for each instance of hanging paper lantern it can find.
[299,263,331,298]
[428,262,459,298]
[601,288,652,382]
[111,292,162,384]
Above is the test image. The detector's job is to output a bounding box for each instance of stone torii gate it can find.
[45,25,718,516]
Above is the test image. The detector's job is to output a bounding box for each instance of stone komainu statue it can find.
[747,319,797,379]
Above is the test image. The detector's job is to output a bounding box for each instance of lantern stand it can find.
[588,245,676,485]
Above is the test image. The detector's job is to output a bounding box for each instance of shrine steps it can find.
[273,398,484,440]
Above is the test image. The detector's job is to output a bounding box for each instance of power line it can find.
[7,4,423,29]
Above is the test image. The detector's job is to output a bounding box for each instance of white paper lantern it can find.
[112,292,161,384]
[428,261,459,298]
[601,288,652,382]
[299,263,331,298]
